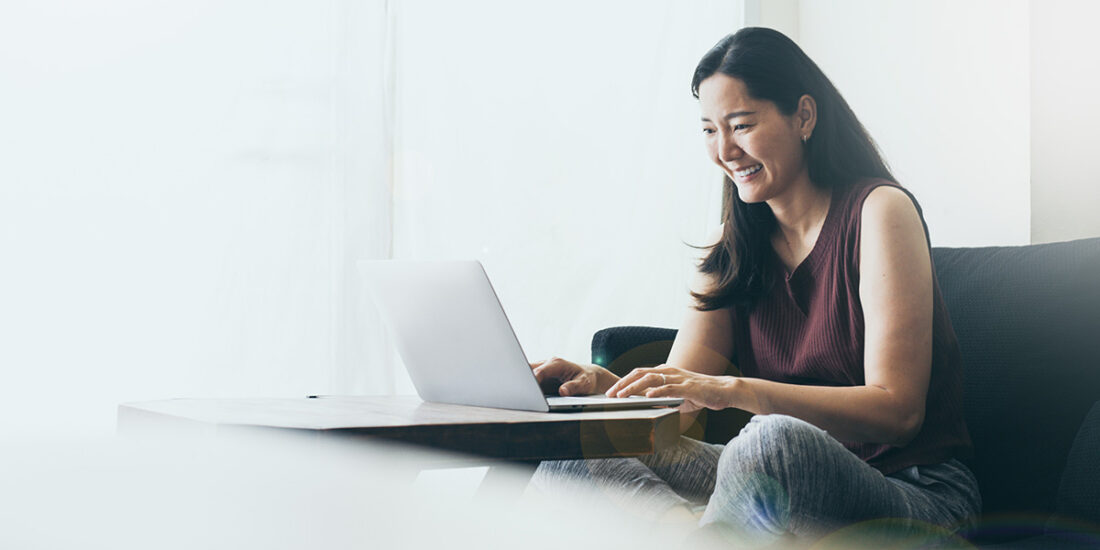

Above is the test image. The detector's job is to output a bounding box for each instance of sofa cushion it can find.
[931,238,1100,517]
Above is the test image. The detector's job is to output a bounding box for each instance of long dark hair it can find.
[689,27,895,311]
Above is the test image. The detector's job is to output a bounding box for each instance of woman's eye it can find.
[734,124,752,131]
[702,128,715,135]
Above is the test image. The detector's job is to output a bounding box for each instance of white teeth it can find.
[735,164,762,177]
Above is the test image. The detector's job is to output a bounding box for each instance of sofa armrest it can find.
[590,326,678,377]
[1050,400,1100,534]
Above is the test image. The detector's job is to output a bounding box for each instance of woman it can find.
[529,27,980,546]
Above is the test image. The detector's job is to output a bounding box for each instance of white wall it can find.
[387,0,742,386]
[794,0,1032,247]
[751,0,800,42]
[1030,0,1100,244]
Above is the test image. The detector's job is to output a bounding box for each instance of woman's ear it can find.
[798,94,817,137]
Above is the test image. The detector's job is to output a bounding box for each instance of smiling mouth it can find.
[734,164,762,178]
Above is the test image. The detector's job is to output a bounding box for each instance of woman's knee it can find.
[720,414,831,473]
[704,415,838,537]
[713,416,836,503]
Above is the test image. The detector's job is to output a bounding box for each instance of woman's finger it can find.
[605,364,677,396]
[532,364,561,381]
[605,367,653,396]
[646,383,706,413]
[558,372,592,396]
[644,382,683,398]
[531,358,562,381]
[644,382,699,404]
[533,358,584,384]
[613,372,667,398]
[653,376,730,410]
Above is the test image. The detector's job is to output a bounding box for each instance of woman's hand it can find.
[605,364,738,413]
[529,357,618,396]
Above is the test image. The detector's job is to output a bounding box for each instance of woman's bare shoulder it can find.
[858,185,929,273]
[862,184,917,217]
[860,185,925,242]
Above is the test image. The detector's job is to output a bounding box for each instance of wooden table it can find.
[117,395,682,463]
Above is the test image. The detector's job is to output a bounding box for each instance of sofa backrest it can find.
[931,238,1100,517]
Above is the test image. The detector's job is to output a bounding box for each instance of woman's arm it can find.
[612,187,934,446]
[663,241,737,434]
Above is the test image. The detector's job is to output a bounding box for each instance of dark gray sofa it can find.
[591,237,1100,548]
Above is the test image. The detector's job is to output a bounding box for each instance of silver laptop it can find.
[359,260,683,412]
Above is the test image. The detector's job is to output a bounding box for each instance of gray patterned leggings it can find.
[531,414,981,546]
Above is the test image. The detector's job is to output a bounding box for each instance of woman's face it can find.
[698,73,813,204]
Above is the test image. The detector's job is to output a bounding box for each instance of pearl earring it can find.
[801,135,809,144]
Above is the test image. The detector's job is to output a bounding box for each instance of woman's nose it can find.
[717,132,742,164]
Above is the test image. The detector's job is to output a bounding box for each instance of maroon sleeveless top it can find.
[732,178,972,474]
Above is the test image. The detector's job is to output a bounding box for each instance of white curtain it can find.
[0,0,744,434]
[0,0,396,434]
